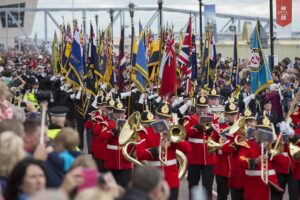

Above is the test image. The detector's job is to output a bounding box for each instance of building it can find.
[0,0,38,49]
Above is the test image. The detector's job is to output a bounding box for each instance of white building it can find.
[0,0,38,48]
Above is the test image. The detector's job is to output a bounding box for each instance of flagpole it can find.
[269,0,274,71]
[198,0,203,66]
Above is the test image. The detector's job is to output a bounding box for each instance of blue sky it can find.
[32,0,299,40]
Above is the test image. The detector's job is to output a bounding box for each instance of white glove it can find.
[131,88,138,93]
[156,96,162,103]
[60,86,64,91]
[121,92,131,99]
[179,100,192,114]
[91,95,98,109]
[138,93,145,104]
[50,76,56,81]
[70,93,76,99]
[280,121,295,136]
[172,97,184,107]
[148,93,158,100]
[243,94,255,106]
[75,88,82,100]
[100,83,107,90]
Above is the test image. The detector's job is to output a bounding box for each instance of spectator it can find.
[0,81,13,122]
[6,158,46,200]
[264,83,284,121]
[0,119,24,137]
[0,131,26,194]
[120,165,170,200]
[32,190,69,200]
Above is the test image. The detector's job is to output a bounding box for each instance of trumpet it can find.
[207,137,223,154]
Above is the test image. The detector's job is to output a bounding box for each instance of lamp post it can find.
[198,0,203,61]
[128,2,135,68]
[269,0,274,70]
[158,0,163,27]
[109,9,114,38]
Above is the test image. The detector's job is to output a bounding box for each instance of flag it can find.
[231,30,239,90]
[85,23,98,96]
[200,28,217,89]
[62,23,72,73]
[249,21,273,94]
[187,33,197,95]
[103,27,114,88]
[67,22,84,88]
[177,15,192,85]
[132,30,148,92]
[51,31,60,74]
[159,33,177,97]
[117,28,126,91]
[148,36,160,81]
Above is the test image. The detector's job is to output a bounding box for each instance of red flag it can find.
[276,0,292,27]
[159,34,177,97]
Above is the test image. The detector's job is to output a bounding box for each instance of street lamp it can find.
[109,9,114,38]
[128,2,135,67]
[158,0,163,27]
[198,0,203,62]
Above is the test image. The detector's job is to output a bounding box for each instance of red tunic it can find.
[239,139,283,200]
[183,114,216,165]
[210,123,231,177]
[136,126,191,189]
[99,120,133,170]
[221,133,245,189]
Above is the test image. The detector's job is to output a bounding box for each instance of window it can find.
[0,3,25,28]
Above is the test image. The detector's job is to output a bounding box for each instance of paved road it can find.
[178,177,289,200]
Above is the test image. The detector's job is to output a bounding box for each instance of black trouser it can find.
[216,175,229,200]
[75,112,84,149]
[169,188,179,200]
[230,188,244,200]
[85,128,93,154]
[187,164,214,200]
[277,170,298,200]
[110,169,132,188]
[95,158,107,173]
[270,186,283,200]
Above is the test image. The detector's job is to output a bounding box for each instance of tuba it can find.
[119,111,144,166]
[230,117,250,148]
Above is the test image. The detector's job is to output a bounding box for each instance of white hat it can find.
[38,55,43,59]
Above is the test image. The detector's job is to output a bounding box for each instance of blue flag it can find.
[132,30,148,92]
[86,23,98,96]
[67,24,84,88]
[231,31,238,90]
[250,21,273,94]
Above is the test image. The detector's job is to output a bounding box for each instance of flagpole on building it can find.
[269,0,274,71]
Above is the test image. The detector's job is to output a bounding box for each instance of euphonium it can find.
[289,143,300,160]
[120,112,143,166]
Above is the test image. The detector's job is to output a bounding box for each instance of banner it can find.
[276,0,292,38]
[204,4,217,42]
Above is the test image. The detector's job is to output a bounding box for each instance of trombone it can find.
[261,142,269,184]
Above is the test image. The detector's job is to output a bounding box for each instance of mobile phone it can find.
[77,168,99,192]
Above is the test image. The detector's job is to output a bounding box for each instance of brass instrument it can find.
[159,113,186,165]
[121,112,188,179]
[268,141,284,157]
[207,137,223,154]
[289,143,300,160]
[261,142,269,184]
[119,112,144,166]
[159,113,188,179]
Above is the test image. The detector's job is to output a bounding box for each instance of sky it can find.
[31,0,300,41]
